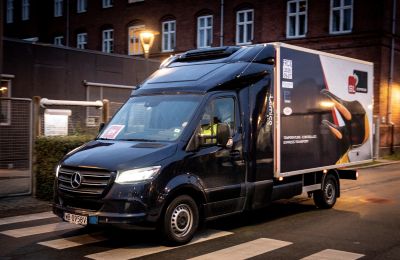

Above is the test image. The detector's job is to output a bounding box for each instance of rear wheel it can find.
[162,195,199,245]
[314,175,338,209]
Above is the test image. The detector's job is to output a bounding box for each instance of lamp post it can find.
[139,31,155,59]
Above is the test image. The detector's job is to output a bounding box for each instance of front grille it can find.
[64,198,103,211]
[58,166,113,197]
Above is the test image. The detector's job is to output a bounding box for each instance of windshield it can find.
[98,94,201,142]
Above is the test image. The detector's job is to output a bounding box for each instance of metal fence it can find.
[39,104,102,136]
[34,81,130,137]
[0,98,32,196]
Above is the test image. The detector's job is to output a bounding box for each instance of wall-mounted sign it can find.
[44,109,71,136]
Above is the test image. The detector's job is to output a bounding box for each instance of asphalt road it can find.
[0,163,398,259]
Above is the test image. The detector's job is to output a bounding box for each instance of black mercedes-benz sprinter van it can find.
[53,43,367,245]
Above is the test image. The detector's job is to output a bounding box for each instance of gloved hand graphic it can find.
[320,89,369,157]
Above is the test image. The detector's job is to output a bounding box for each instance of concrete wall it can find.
[3,38,159,101]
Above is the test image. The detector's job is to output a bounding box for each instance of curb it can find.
[354,160,400,170]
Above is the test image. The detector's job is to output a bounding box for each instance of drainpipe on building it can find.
[0,1,3,76]
[388,0,397,154]
[220,0,224,46]
[66,0,70,47]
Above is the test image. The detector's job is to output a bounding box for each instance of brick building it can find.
[2,0,400,153]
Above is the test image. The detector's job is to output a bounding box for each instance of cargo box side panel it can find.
[319,55,373,164]
[278,47,373,175]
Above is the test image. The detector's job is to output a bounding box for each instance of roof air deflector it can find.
[176,46,240,62]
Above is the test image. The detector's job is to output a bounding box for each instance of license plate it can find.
[64,212,87,226]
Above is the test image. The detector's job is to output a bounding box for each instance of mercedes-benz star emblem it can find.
[71,172,82,189]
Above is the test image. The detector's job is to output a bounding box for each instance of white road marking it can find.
[188,238,292,260]
[0,222,82,238]
[0,211,55,226]
[38,232,106,249]
[85,229,233,260]
[301,249,365,260]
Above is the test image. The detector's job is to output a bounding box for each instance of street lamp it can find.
[139,31,155,59]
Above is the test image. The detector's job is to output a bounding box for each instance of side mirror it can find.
[216,123,231,148]
[99,122,105,133]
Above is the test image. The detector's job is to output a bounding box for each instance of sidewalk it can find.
[0,195,52,218]
[0,159,398,219]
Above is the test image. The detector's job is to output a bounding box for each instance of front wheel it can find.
[162,195,199,245]
[314,175,338,209]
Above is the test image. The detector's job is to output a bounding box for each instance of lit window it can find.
[77,0,87,13]
[22,0,29,21]
[330,0,353,34]
[0,79,12,125]
[102,0,113,8]
[6,0,14,24]
[77,33,87,49]
[128,25,145,55]
[54,36,64,46]
[236,9,253,45]
[287,0,307,38]
[54,0,63,17]
[162,20,176,52]
[102,29,114,53]
[197,15,213,48]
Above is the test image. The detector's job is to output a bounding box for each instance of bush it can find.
[34,135,94,200]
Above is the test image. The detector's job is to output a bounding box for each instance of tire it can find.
[162,195,199,245]
[313,175,338,209]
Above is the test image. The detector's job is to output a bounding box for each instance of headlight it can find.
[115,166,161,184]
[55,165,61,177]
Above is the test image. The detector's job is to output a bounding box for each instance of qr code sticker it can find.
[282,59,293,79]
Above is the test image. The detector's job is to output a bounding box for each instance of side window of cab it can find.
[199,97,236,145]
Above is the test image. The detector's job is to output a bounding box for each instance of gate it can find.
[0,98,32,196]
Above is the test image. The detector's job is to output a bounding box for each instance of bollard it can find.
[102,99,110,124]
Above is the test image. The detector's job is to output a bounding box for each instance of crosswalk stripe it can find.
[0,222,82,238]
[0,211,55,226]
[38,232,106,249]
[188,238,292,260]
[85,229,233,260]
[301,249,365,260]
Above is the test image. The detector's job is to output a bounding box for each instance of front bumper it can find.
[53,181,163,229]
[53,203,148,226]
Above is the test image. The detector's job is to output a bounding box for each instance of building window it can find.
[77,0,87,13]
[0,79,11,125]
[6,0,14,24]
[54,36,64,46]
[102,29,114,53]
[236,9,254,45]
[128,25,145,55]
[286,0,307,38]
[54,0,63,17]
[197,15,213,48]
[162,20,176,52]
[22,0,29,20]
[77,33,87,49]
[102,0,113,8]
[330,0,353,34]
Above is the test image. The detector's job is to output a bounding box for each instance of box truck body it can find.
[275,44,373,176]
[53,43,373,245]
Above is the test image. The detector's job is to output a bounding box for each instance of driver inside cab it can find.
[199,98,234,144]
